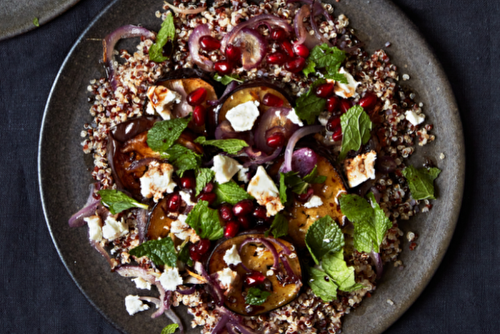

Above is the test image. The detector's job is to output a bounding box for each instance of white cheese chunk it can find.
[287,108,304,126]
[333,67,361,99]
[304,195,323,209]
[179,190,195,206]
[146,85,182,120]
[247,166,284,217]
[158,267,183,292]
[170,214,199,243]
[125,295,149,316]
[211,155,241,184]
[343,150,377,188]
[318,111,330,127]
[140,161,176,202]
[217,267,238,290]
[132,277,152,290]
[405,110,425,126]
[102,216,128,241]
[237,165,250,183]
[223,245,242,266]
[84,215,102,242]
[225,100,260,132]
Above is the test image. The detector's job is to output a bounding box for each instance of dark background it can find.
[0,0,496,333]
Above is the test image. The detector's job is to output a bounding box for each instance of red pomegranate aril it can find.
[296,187,314,203]
[199,35,221,52]
[193,105,206,127]
[262,93,284,107]
[326,116,341,132]
[271,28,287,41]
[226,45,242,64]
[285,57,306,73]
[237,216,251,229]
[252,206,267,220]
[315,83,334,98]
[199,192,217,205]
[168,194,181,212]
[187,87,207,106]
[196,239,211,254]
[293,43,310,58]
[190,244,202,261]
[203,182,214,193]
[359,93,378,109]
[332,126,343,142]
[326,96,340,112]
[245,271,266,287]
[281,40,294,58]
[267,52,286,65]
[214,61,232,75]
[233,199,254,217]
[340,99,352,113]
[266,132,285,148]
[219,204,234,222]
[224,221,239,238]
[180,176,195,189]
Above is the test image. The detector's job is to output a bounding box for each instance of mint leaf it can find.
[194,136,248,155]
[147,117,191,153]
[265,213,288,238]
[281,165,326,196]
[325,71,348,84]
[149,12,175,62]
[368,192,392,251]
[195,168,215,196]
[33,17,40,27]
[295,79,327,125]
[178,243,193,267]
[305,216,344,264]
[214,73,243,85]
[161,324,179,334]
[322,251,363,292]
[402,165,441,200]
[213,181,253,206]
[185,200,224,240]
[308,267,338,302]
[98,189,148,214]
[245,287,271,306]
[338,105,373,161]
[303,165,327,184]
[308,44,347,82]
[303,60,316,77]
[129,237,177,267]
[279,173,288,205]
[165,144,201,177]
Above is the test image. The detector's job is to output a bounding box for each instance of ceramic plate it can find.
[38,0,465,333]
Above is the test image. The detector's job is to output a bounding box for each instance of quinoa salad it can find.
[71,0,442,333]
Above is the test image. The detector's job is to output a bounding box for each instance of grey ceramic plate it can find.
[38,0,465,333]
[0,0,81,41]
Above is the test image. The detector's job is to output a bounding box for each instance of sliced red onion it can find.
[132,208,148,244]
[90,240,114,268]
[282,125,323,173]
[310,0,332,46]
[254,107,298,154]
[242,146,282,167]
[266,238,292,255]
[138,296,160,308]
[227,322,260,334]
[165,308,184,334]
[170,80,194,118]
[126,158,159,172]
[152,282,167,318]
[165,2,205,15]
[293,4,322,49]
[280,253,302,285]
[215,120,240,140]
[189,24,214,72]
[68,183,101,228]
[370,187,381,204]
[194,262,225,306]
[286,147,318,177]
[207,81,239,106]
[212,314,231,334]
[376,156,397,173]
[176,285,197,295]
[231,28,268,70]
[115,265,156,284]
[370,251,384,280]
[239,238,280,270]
[103,25,156,90]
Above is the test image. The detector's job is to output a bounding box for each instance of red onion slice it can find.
[282,125,323,173]
[370,251,384,279]
[231,28,268,70]
[126,158,159,172]
[90,240,114,268]
[239,237,280,270]
[188,24,214,72]
[165,2,205,15]
[265,237,293,255]
[207,81,239,106]
[170,80,194,117]
[212,314,231,334]
[254,107,298,155]
[165,308,184,334]
[194,262,225,306]
[293,4,320,49]
[242,146,282,167]
[280,147,318,177]
[280,253,302,285]
[310,0,332,46]
[152,282,168,318]
[115,265,156,284]
[68,183,101,228]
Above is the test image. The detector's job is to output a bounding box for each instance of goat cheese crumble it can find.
[247,166,284,217]
[304,195,324,208]
[344,150,377,188]
[158,267,183,292]
[125,295,150,316]
[223,245,242,266]
[146,85,182,120]
[102,216,128,241]
[84,215,103,242]
[225,100,260,132]
[140,161,176,202]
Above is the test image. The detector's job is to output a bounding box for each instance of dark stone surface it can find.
[0,0,497,333]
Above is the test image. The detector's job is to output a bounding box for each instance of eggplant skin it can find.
[155,68,225,97]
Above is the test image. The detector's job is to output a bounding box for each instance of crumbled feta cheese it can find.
[405,110,425,126]
[287,108,304,126]
[179,190,195,206]
[146,85,182,120]
[266,270,274,276]
[237,165,250,183]
[333,67,361,99]
[170,214,199,243]
[247,166,284,217]
[132,277,152,290]
[225,100,260,132]
[318,111,330,126]
[343,151,377,188]
[140,161,176,202]
[304,195,323,209]
[84,215,102,242]
[440,153,446,160]
[223,245,242,266]
[125,295,149,315]
[216,267,237,290]
[158,268,183,291]
[102,216,128,241]
[211,155,241,184]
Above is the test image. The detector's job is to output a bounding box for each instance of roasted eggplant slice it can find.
[208,233,302,316]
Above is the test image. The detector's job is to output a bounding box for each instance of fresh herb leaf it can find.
[165,144,202,177]
[279,173,288,205]
[129,237,177,267]
[265,213,289,239]
[295,79,327,125]
[195,168,215,196]
[308,267,338,302]
[178,243,194,267]
[368,192,392,251]
[98,189,148,214]
[303,165,327,184]
[194,136,248,155]
[213,181,254,206]
[305,216,345,264]
[324,71,348,84]
[338,105,373,161]
[185,200,224,240]
[303,60,316,77]
[147,116,191,153]
[161,324,179,334]
[308,44,347,83]
[402,165,441,200]
[280,165,326,196]
[214,73,243,85]
[149,12,175,62]
[322,251,364,292]
[245,287,271,306]
[33,17,40,27]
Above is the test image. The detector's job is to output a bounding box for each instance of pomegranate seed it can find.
[224,221,239,238]
[168,194,180,212]
[225,45,242,64]
[296,187,314,203]
[281,40,294,58]
[262,93,284,107]
[219,205,234,222]
[266,132,285,148]
[198,192,217,205]
[271,28,287,41]
[285,57,306,73]
[193,105,206,127]
[203,182,214,193]
[267,52,287,65]
[326,96,340,112]
[187,87,207,106]
[190,244,201,261]
[245,271,266,287]
[237,216,251,229]
[359,93,378,109]
[293,43,310,58]
[199,35,221,52]
[196,239,211,254]
[326,116,341,132]
[315,83,334,98]
[233,200,254,217]
[252,206,267,220]
[340,99,352,113]
[214,61,232,75]
[180,176,195,189]
[332,126,343,142]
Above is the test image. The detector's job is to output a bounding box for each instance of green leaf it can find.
[33,17,40,27]
[185,200,224,240]
[129,237,177,267]
[265,213,289,238]
[402,165,441,200]
[245,287,271,306]
[338,105,373,161]
[322,252,363,292]
[279,173,288,205]
[308,44,347,82]
[295,79,327,125]
[303,60,316,77]
[147,116,191,153]
[213,73,243,85]
[195,168,215,196]
[165,144,202,177]
[149,12,175,62]
[281,165,326,197]
[303,165,327,184]
[213,181,254,206]
[308,267,338,302]
[368,192,393,251]
[305,216,345,264]
[98,189,149,214]
[194,136,248,155]
[178,243,194,267]
[161,324,179,334]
